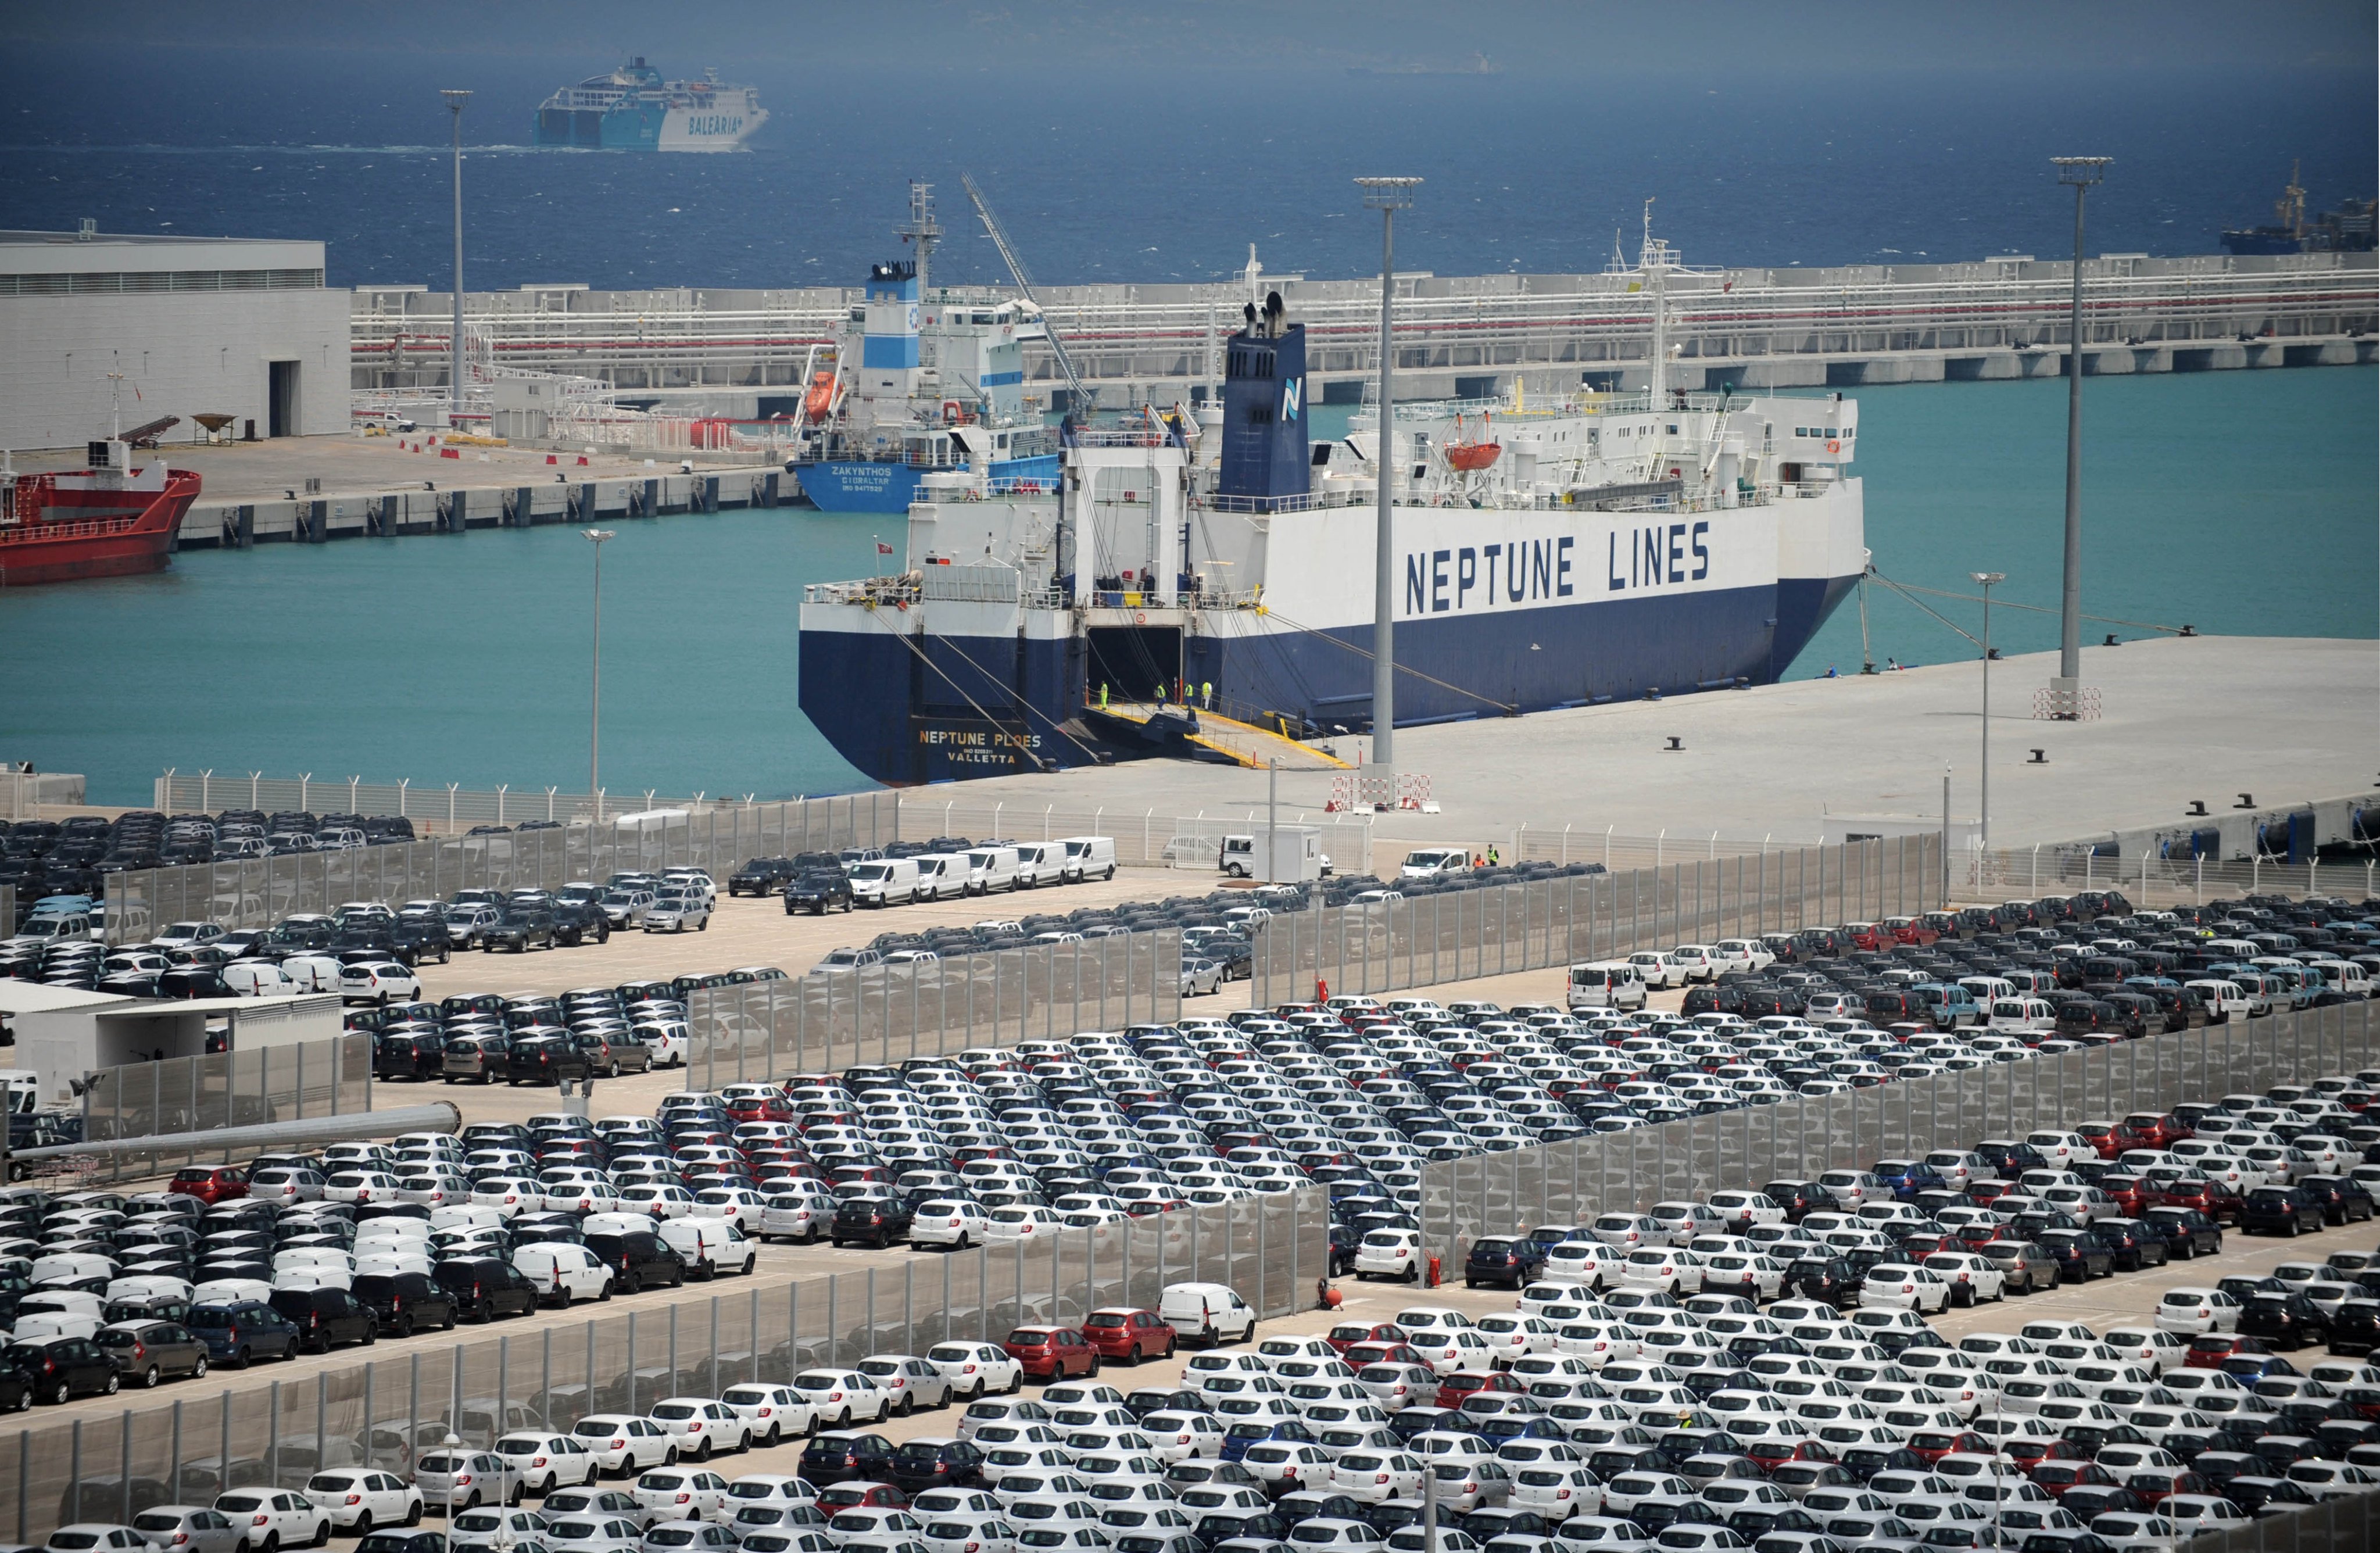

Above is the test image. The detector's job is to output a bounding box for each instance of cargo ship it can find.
[796,230,1866,785]
[532,58,766,152]
[0,441,199,586]
[787,184,1063,514]
[2220,163,2377,256]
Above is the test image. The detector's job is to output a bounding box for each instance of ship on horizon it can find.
[532,58,766,152]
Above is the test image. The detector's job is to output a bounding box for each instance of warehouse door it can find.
[268,361,299,437]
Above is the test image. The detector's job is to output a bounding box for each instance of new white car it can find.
[300,1470,424,1533]
[571,1416,680,1476]
[213,1491,331,1551]
[1919,1253,2007,1305]
[856,1355,955,1415]
[926,1342,1023,1400]
[631,1468,733,1522]
[338,961,421,1005]
[1353,1229,1423,1282]
[912,1201,992,1251]
[2153,1287,2242,1334]
[493,1433,603,1494]
[716,1385,819,1447]
[1858,1264,1952,1314]
[791,1370,893,1428]
[649,1400,756,1460]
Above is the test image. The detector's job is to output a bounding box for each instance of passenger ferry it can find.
[532,58,765,152]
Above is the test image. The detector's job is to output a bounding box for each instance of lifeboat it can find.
[1443,410,1501,472]
[803,370,840,424]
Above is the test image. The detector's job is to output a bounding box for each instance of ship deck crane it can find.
[961,173,1096,415]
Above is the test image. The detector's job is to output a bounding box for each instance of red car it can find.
[2074,1122,2146,1160]
[1344,1341,1428,1369]
[1326,1322,1406,1356]
[726,1095,796,1123]
[2001,1437,2082,1470]
[2121,1111,2184,1147]
[1908,1429,1991,1466]
[1433,1370,1521,1411]
[1884,917,1939,947]
[1082,1308,1176,1363]
[2186,1334,2270,1370]
[1745,1440,1836,1474]
[2153,1176,2241,1223]
[816,1483,910,1513]
[1003,1326,1101,1381]
[2121,1468,2210,1507]
[2031,1460,2121,1499]
[168,1165,248,1205]
[1845,924,1886,952]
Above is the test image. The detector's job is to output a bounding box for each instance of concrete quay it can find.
[1585,334,2377,395]
[936,635,2378,859]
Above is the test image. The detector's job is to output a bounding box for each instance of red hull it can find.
[0,470,199,586]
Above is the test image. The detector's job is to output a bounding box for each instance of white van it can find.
[512,1243,613,1305]
[849,858,922,907]
[2186,980,2251,1023]
[1400,849,1472,880]
[1011,843,1060,890]
[279,954,345,994]
[1058,836,1117,882]
[1158,1281,1256,1347]
[222,960,294,997]
[658,1216,757,1279]
[963,847,1023,895]
[912,854,972,902]
[1988,998,2057,1036]
[1566,961,1647,1012]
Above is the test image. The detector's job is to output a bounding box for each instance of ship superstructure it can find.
[789,184,1063,512]
[532,58,766,152]
[797,228,1866,783]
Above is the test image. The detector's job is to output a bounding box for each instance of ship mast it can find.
[1640,199,1672,406]
[898,180,942,293]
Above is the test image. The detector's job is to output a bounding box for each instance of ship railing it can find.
[804,576,921,606]
[1190,489,1371,515]
[1066,428,1172,448]
[985,475,1060,496]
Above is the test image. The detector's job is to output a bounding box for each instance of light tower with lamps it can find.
[1353,176,1420,776]
[584,529,615,815]
[1972,571,2004,853]
[442,89,472,420]
[2048,156,2109,718]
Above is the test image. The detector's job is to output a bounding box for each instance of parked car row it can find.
[350,981,709,1083]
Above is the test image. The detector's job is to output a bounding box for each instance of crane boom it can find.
[961,173,1094,414]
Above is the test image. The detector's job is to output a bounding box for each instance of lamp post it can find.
[585,529,615,815]
[1973,571,2004,852]
[2049,156,2109,715]
[442,89,472,421]
[440,1430,462,1521]
[1354,176,1420,773]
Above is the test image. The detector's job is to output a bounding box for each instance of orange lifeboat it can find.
[803,370,839,424]
[1443,410,1501,472]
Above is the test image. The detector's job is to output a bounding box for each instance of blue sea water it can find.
[5,368,2370,806]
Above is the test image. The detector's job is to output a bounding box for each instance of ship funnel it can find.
[1218,300,1309,505]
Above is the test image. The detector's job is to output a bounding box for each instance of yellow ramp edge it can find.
[1085,700,1350,770]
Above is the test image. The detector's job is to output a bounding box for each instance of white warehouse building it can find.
[0,227,349,451]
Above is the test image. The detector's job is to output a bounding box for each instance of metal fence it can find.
[152,774,881,833]
[103,793,898,942]
[892,796,1377,875]
[60,1036,374,1185]
[2186,1488,2380,1551]
[1419,1000,2380,1261]
[686,932,1184,1090]
[1249,838,1941,1005]
[0,1186,1322,1545]
[1966,844,2380,911]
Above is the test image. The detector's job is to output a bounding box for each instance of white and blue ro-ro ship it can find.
[532,59,765,151]
[790,187,1064,513]
[796,233,1866,786]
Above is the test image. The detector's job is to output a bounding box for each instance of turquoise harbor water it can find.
[5,367,2372,806]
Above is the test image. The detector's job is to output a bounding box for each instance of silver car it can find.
[412,1452,524,1513]
[129,1509,242,1553]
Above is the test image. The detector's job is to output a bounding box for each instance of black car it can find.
[6,1336,120,1402]
[185,1300,302,1368]
[268,1287,377,1352]
[2142,1205,2224,1259]
[484,910,556,954]
[1762,1181,1832,1222]
[1463,1237,1546,1290]
[374,1032,446,1082]
[505,1037,592,1087]
[888,1437,985,1493]
[783,871,854,915]
[2085,1218,2167,1271]
[1783,1256,1861,1305]
[432,1257,542,1322]
[2242,1186,2327,1237]
[2297,1175,2377,1225]
[830,1196,914,1249]
[584,1231,688,1294]
[550,901,611,946]
[388,918,454,965]
[1326,1223,1358,1278]
[800,1432,897,1485]
[2328,1298,2380,1355]
[730,858,797,897]
[2239,1291,2331,1350]
[350,1272,459,1337]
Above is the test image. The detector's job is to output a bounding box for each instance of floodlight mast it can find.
[1354,176,1421,771]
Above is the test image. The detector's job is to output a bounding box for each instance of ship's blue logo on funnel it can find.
[1281,380,1301,421]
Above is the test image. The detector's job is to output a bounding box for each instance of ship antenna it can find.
[106,367,125,441]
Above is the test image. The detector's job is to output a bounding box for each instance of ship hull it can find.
[0,472,198,587]
[799,569,1861,786]
[793,453,1062,514]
